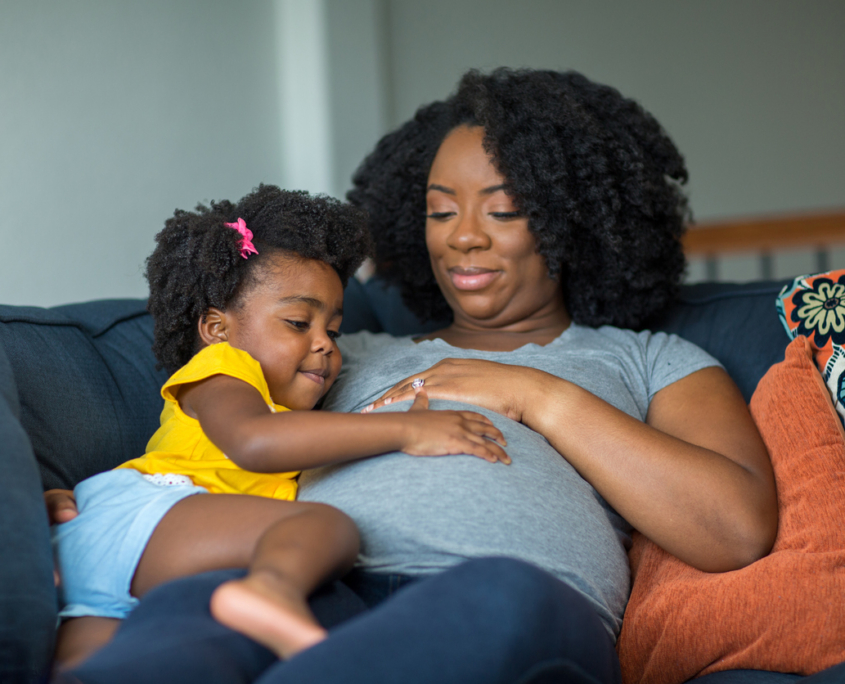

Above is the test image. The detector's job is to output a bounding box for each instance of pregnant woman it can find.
[54,68,777,684]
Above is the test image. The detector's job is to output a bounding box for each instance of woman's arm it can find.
[182,374,509,472]
[527,365,776,571]
[366,359,777,572]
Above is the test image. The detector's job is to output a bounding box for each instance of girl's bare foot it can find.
[209,571,327,660]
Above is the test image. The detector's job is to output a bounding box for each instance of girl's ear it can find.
[197,307,229,346]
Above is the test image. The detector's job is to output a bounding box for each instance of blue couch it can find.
[1,277,839,683]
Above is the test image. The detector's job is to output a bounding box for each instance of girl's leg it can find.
[54,617,121,671]
[256,557,621,684]
[60,568,367,684]
[64,558,621,684]
[132,495,359,659]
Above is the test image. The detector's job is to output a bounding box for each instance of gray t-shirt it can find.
[299,324,720,637]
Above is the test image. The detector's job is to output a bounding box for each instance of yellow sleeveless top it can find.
[117,342,298,500]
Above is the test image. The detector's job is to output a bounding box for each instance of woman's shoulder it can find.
[564,323,720,369]
[574,323,723,394]
[570,323,709,356]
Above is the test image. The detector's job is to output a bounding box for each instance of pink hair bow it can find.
[224,218,258,259]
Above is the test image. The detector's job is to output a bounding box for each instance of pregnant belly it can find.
[298,400,632,633]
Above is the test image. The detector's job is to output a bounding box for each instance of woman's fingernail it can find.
[362,404,373,413]
[384,397,392,405]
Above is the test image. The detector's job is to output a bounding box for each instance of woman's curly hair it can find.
[146,184,371,373]
[348,68,689,329]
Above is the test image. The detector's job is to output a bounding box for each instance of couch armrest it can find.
[0,342,56,683]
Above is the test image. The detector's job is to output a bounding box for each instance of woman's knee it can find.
[436,559,617,645]
[441,557,621,682]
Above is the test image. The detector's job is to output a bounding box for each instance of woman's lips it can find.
[448,268,500,291]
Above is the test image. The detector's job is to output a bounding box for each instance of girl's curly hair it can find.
[146,184,371,373]
[348,68,689,329]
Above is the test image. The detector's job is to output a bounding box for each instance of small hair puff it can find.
[348,68,689,329]
[146,184,371,373]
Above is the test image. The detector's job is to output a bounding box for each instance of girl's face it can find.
[213,254,344,410]
[425,125,566,331]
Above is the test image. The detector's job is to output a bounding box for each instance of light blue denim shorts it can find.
[51,468,207,619]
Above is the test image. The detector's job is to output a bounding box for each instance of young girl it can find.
[52,185,509,667]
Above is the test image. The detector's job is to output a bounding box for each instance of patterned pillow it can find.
[777,269,845,424]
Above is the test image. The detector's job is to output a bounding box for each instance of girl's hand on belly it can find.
[392,387,511,464]
[362,358,548,423]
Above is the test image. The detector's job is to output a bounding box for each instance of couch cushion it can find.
[617,336,845,682]
[339,277,383,335]
[0,299,168,490]
[354,278,449,336]
[648,280,791,402]
[0,334,19,418]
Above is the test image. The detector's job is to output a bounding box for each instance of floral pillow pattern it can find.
[777,269,845,424]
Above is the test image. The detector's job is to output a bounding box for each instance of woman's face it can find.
[425,125,566,331]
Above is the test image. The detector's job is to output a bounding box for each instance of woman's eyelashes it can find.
[426,211,521,220]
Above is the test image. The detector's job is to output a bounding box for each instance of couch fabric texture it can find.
[0,277,821,684]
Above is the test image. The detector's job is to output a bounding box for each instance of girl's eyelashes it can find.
[490,211,521,219]
[286,320,341,341]
[425,211,455,220]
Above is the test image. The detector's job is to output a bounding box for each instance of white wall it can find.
[325,0,390,198]
[2,1,843,306]
[380,0,845,222]
[0,0,285,306]
[276,0,334,196]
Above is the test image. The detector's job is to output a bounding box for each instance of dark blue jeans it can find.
[696,664,845,684]
[64,557,621,684]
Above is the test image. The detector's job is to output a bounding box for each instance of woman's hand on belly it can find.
[362,358,546,423]
[365,358,778,573]
[396,388,511,464]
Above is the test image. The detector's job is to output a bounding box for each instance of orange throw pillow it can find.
[617,336,845,684]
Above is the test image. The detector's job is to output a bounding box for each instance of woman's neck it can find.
[417,311,572,352]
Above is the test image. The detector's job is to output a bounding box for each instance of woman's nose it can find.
[446,213,491,252]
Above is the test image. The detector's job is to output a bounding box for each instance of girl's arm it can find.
[179,374,509,472]
[365,359,777,572]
